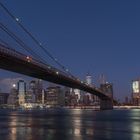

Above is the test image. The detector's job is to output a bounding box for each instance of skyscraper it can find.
[18,80,26,105]
[7,84,18,105]
[85,73,93,104]
[28,79,43,103]
[0,93,9,105]
[64,87,71,106]
[86,74,92,85]
[35,79,43,103]
[28,80,36,103]
[69,88,81,106]
[74,89,81,103]
[132,80,140,105]
[46,86,65,107]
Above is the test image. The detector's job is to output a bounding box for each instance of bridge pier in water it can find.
[100,99,113,110]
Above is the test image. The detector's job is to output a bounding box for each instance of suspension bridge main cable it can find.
[0,2,76,79]
[0,22,49,64]
[0,38,11,47]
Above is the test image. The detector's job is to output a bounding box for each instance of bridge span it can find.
[0,43,113,110]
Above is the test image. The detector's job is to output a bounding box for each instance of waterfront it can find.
[0,109,140,140]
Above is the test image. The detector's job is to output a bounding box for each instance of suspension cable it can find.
[0,2,75,78]
[0,23,48,63]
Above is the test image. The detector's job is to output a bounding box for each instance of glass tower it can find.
[18,80,26,105]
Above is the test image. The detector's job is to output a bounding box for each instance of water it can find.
[0,109,140,140]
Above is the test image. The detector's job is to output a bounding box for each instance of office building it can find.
[46,86,65,107]
[132,80,140,105]
[0,93,9,105]
[85,74,94,104]
[7,84,18,105]
[64,87,71,106]
[27,79,43,103]
[18,80,26,105]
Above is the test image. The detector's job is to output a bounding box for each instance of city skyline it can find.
[1,0,140,101]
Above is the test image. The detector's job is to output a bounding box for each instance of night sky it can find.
[1,0,140,101]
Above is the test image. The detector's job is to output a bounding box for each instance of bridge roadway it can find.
[0,43,113,109]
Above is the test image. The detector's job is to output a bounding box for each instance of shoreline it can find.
[1,105,140,112]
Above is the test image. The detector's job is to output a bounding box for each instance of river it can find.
[0,109,140,140]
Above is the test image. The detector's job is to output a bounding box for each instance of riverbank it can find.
[114,105,140,109]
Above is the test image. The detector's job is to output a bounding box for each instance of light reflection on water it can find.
[0,109,140,140]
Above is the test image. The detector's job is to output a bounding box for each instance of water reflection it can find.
[130,110,140,140]
[10,118,17,140]
[0,109,140,140]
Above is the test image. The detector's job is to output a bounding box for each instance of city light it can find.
[15,17,19,21]
[26,56,32,62]
[12,84,16,88]
[56,71,59,75]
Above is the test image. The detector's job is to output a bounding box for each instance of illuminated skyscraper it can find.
[18,80,26,105]
[132,80,140,105]
[86,74,92,85]
[69,88,81,105]
[74,89,81,102]
[85,73,93,104]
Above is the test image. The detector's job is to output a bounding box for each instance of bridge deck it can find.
[0,43,110,100]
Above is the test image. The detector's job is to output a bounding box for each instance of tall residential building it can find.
[18,80,26,105]
[132,80,140,105]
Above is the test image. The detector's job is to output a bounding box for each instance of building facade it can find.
[85,74,94,105]
[46,86,65,107]
[0,93,9,105]
[132,80,140,105]
[18,80,26,105]
[7,84,18,105]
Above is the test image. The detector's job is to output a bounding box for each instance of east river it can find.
[0,109,140,140]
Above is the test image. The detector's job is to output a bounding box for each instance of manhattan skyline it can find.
[1,0,140,101]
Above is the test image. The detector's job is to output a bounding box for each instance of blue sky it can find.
[1,0,140,101]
